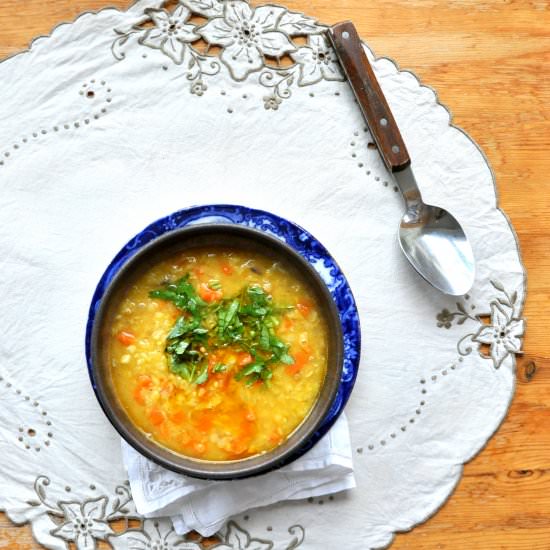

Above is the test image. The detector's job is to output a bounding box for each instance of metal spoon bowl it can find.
[395,168,475,296]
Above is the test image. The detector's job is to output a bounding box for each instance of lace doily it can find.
[0,1,525,549]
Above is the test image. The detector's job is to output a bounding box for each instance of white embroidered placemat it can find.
[0,1,525,549]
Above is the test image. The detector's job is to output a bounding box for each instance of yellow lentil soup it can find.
[109,247,328,461]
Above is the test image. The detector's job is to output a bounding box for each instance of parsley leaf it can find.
[194,364,209,385]
[260,325,271,351]
[150,275,297,386]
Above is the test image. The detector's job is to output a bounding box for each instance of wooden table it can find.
[1,1,548,548]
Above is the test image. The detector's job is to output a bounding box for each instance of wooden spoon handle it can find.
[328,21,411,173]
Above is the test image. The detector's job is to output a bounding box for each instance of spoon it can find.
[328,22,475,296]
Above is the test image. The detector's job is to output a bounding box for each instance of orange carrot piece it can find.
[296,299,313,318]
[198,283,223,303]
[195,411,214,433]
[301,342,313,355]
[169,411,185,425]
[237,352,253,367]
[269,431,284,445]
[282,317,294,331]
[149,409,165,426]
[157,422,172,440]
[116,330,136,346]
[133,387,145,406]
[285,364,301,376]
[229,415,256,456]
[229,438,248,455]
[221,263,234,275]
[241,411,256,433]
[286,349,309,376]
[137,374,152,388]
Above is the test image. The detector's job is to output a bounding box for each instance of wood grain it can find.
[1,0,549,548]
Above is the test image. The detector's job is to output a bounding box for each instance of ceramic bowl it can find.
[86,206,360,479]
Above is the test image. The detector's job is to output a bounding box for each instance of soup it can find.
[109,247,328,461]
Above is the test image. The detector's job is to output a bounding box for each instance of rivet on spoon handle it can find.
[328,21,411,173]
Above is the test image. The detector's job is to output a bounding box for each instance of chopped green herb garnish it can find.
[149,276,294,386]
[149,274,207,313]
[194,364,209,385]
[208,279,222,291]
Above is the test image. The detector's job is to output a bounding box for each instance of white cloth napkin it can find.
[122,413,355,536]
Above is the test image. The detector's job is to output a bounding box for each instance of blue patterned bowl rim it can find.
[85,204,361,467]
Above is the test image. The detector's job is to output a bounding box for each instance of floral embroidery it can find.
[190,80,208,96]
[436,281,524,369]
[109,518,200,550]
[214,521,273,550]
[51,497,114,550]
[181,0,225,18]
[27,476,305,549]
[207,522,305,550]
[113,11,221,95]
[139,6,199,64]
[436,308,454,329]
[28,476,135,549]
[111,0,343,106]
[362,282,524,452]
[473,302,524,369]
[198,0,295,80]
[435,301,477,329]
[291,34,342,85]
[263,94,282,110]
